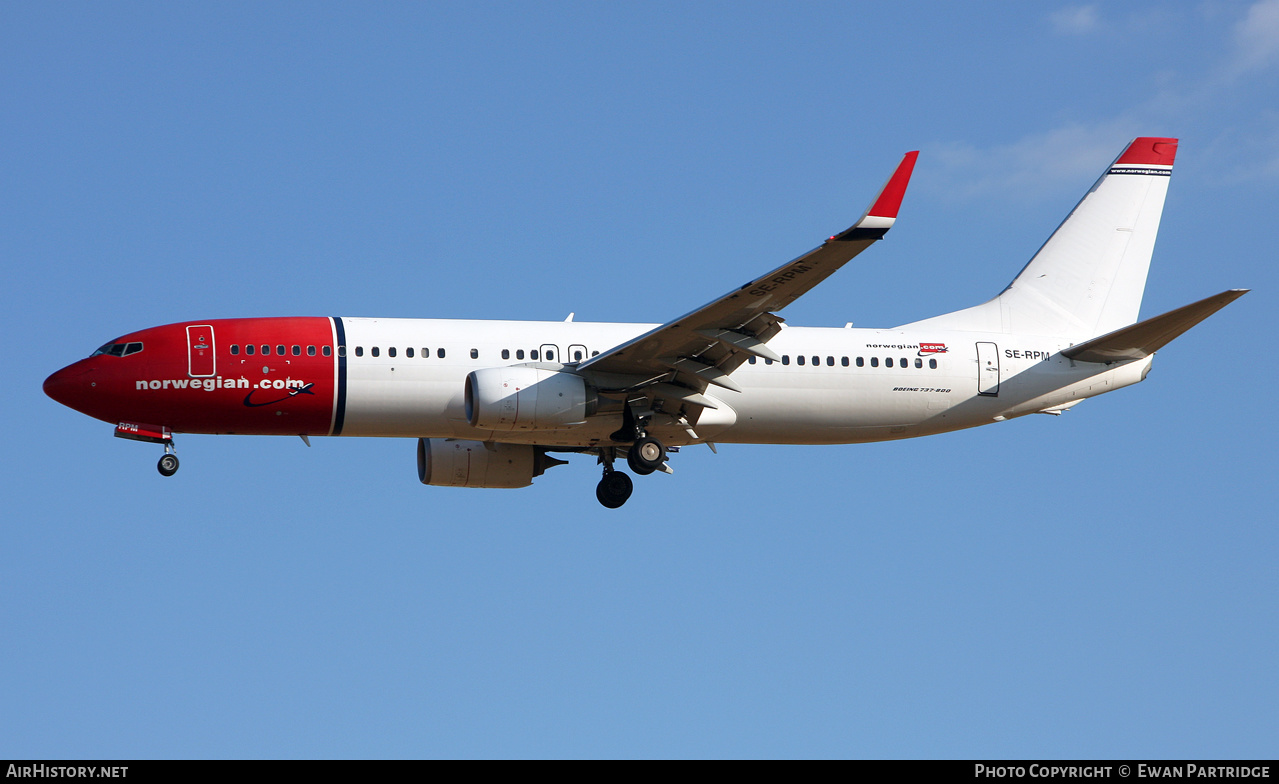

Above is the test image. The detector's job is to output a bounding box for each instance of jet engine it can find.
[417,438,567,488]
[464,367,596,431]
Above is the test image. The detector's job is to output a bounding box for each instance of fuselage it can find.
[43,316,1153,448]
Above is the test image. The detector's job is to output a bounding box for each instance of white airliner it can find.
[43,137,1247,507]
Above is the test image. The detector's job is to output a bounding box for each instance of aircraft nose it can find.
[43,362,95,412]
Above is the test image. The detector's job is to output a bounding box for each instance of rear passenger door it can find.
[976,342,999,396]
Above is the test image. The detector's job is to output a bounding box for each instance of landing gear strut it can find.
[157,442,179,477]
[595,448,633,508]
[597,401,672,506]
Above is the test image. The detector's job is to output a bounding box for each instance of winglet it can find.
[832,151,919,240]
[855,150,919,229]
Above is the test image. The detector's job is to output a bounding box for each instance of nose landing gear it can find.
[158,452,180,477]
[157,441,179,477]
[113,422,180,477]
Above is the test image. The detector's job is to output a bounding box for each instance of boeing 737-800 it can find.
[43,137,1247,507]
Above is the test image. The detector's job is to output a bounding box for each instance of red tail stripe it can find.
[1115,137,1178,167]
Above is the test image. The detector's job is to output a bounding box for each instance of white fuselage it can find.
[337,317,1153,446]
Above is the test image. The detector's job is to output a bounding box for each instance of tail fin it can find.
[901,137,1178,339]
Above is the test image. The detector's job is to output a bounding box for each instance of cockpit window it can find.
[92,342,143,357]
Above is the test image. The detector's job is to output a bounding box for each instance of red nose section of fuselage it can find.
[48,317,341,436]
[44,360,104,420]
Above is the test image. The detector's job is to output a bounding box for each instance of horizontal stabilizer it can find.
[1061,289,1248,363]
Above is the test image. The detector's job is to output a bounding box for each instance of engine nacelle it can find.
[417,438,565,488]
[464,366,594,431]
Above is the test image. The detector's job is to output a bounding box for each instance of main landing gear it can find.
[595,437,668,508]
[595,405,669,507]
[626,436,665,475]
[596,469,633,509]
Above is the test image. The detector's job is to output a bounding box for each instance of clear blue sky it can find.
[3,1,1276,758]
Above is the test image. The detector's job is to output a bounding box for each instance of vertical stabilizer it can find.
[900,137,1177,339]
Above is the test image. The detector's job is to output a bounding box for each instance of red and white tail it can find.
[902,137,1178,339]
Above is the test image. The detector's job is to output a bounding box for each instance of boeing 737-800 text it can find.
[43,137,1247,507]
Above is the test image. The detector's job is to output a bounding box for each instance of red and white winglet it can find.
[852,150,919,231]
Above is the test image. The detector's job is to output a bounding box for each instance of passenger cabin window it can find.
[797,355,805,366]
[437,348,445,358]
[885,357,893,368]
[337,346,345,357]
[388,347,396,358]
[502,349,510,360]
[246,344,256,356]
[261,345,270,355]
[841,357,849,367]
[308,345,316,356]
[292,345,301,356]
[323,346,331,357]
[812,356,820,366]
[276,345,285,356]
[573,349,583,361]
[531,350,539,360]
[230,345,240,355]
[470,349,478,359]
[516,349,525,360]
[406,348,414,358]
[748,356,757,364]
[371,347,380,357]
[870,357,879,367]
[782,355,790,365]
[929,358,938,369]
[545,350,554,361]
[915,358,922,368]
[355,346,364,357]
[827,356,834,366]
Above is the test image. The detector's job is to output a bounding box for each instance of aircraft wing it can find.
[577,151,918,411]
